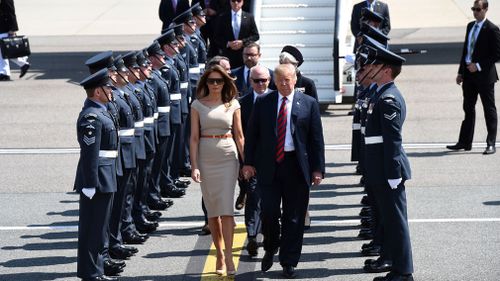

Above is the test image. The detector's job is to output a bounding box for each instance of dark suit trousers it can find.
[239,176,261,237]
[77,192,113,279]
[260,152,309,267]
[110,168,134,249]
[459,79,497,146]
[378,182,413,275]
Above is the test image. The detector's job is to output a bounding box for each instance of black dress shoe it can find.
[145,211,162,221]
[446,143,472,151]
[483,145,496,155]
[261,249,278,272]
[148,200,168,210]
[19,64,30,78]
[161,185,185,198]
[174,180,189,189]
[121,245,138,253]
[363,259,392,273]
[109,246,134,260]
[0,74,11,81]
[362,241,375,250]
[359,176,365,186]
[122,233,146,244]
[355,165,362,175]
[362,245,381,256]
[200,224,211,235]
[108,258,125,268]
[246,237,258,257]
[282,265,297,278]
[104,259,124,276]
[374,272,414,281]
[133,231,149,240]
[360,208,372,217]
[136,221,157,234]
[177,178,191,185]
[361,195,370,206]
[83,275,118,281]
[358,229,374,240]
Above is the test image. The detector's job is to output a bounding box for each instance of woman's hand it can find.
[191,168,202,183]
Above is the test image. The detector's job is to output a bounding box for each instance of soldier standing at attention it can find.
[74,68,119,281]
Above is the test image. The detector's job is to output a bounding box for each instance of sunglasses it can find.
[231,0,242,3]
[207,78,225,85]
[252,78,268,84]
[471,7,482,12]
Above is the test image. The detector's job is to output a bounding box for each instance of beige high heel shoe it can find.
[225,257,236,276]
[215,255,225,275]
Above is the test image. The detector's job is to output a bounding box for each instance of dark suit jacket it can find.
[231,65,274,94]
[351,1,390,50]
[458,19,500,85]
[158,0,191,31]
[239,90,255,133]
[244,90,325,185]
[0,0,18,33]
[213,10,259,68]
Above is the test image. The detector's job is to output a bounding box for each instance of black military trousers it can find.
[160,123,181,187]
[377,182,413,275]
[351,108,361,161]
[179,113,191,171]
[260,152,309,267]
[367,183,389,260]
[239,176,261,237]
[110,168,134,249]
[121,164,139,236]
[459,80,497,146]
[77,192,113,279]
[149,136,170,203]
[133,157,154,223]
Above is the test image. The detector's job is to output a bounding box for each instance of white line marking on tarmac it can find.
[1,218,499,231]
[0,142,498,155]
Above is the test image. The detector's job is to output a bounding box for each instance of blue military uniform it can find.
[74,69,118,280]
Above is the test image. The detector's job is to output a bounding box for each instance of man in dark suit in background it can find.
[447,0,500,155]
[158,0,190,32]
[238,65,271,257]
[231,42,274,95]
[212,0,259,68]
[351,0,390,51]
[242,64,325,278]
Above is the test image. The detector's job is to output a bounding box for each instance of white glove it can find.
[388,178,402,190]
[82,188,96,199]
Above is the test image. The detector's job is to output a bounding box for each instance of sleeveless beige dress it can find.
[191,99,240,218]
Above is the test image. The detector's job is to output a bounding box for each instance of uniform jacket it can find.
[136,81,156,155]
[231,65,274,94]
[213,10,259,68]
[458,19,500,85]
[295,71,318,101]
[351,0,391,37]
[0,0,18,33]
[74,99,118,193]
[163,57,182,124]
[364,82,411,185]
[244,90,325,185]
[158,0,190,31]
[112,88,137,173]
[174,55,190,115]
[150,70,171,137]
[123,84,146,160]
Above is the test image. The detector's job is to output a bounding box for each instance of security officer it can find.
[74,68,119,281]
[363,37,414,281]
[123,52,160,233]
[191,3,208,74]
[84,52,139,265]
[156,30,189,197]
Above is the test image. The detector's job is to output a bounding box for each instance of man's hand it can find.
[456,74,463,85]
[204,8,216,16]
[312,171,322,186]
[466,63,478,73]
[228,40,243,50]
[241,165,256,180]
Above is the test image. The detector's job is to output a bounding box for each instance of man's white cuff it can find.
[476,63,482,72]
[388,178,402,189]
[82,188,96,199]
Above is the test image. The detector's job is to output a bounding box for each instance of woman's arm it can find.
[190,108,202,183]
[233,108,245,162]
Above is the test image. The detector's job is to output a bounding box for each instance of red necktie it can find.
[276,97,287,163]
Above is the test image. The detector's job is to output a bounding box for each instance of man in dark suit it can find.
[231,42,274,95]
[238,65,271,257]
[212,0,259,68]
[158,0,190,32]
[351,0,390,51]
[74,69,119,281]
[242,64,325,278]
[447,0,500,155]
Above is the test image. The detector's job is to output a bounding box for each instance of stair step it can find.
[260,19,334,31]
[261,6,335,18]
[262,4,335,8]
[261,0,334,5]
[260,32,334,45]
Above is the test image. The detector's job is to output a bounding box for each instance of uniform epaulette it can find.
[382,95,396,103]
[84,113,98,119]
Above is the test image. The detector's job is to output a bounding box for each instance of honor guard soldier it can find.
[74,68,119,281]
[191,3,208,74]
[84,52,139,269]
[123,52,160,233]
[363,37,414,281]
[156,31,190,197]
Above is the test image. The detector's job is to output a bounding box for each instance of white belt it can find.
[352,123,361,130]
[189,67,199,74]
[153,112,159,119]
[118,129,135,137]
[189,97,192,103]
[180,82,189,89]
[158,106,171,113]
[99,150,118,158]
[134,121,144,128]
[171,93,182,100]
[199,63,205,70]
[361,127,366,135]
[144,117,155,124]
[365,136,383,144]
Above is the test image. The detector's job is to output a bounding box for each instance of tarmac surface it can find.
[0,1,499,280]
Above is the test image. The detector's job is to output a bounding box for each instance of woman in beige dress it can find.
[190,65,245,276]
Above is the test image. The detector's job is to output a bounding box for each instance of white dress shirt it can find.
[277,91,295,152]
